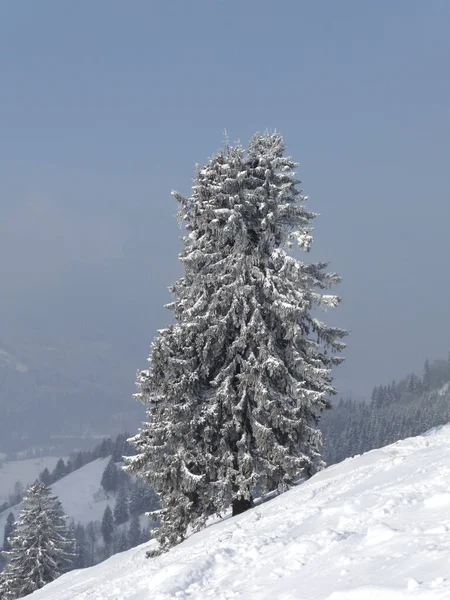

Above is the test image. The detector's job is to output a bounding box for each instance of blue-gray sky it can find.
[1,0,450,396]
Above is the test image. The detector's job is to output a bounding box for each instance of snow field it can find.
[28,424,450,599]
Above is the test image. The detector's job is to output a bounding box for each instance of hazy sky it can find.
[1,0,450,396]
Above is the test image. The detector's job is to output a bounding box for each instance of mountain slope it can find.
[0,457,111,533]
[29,425,450,599]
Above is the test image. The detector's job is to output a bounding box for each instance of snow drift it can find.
[30,425,450,599]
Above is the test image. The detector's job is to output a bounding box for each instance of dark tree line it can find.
[0,434,137,516]
[321,356,450,465]
[37,433,136,488]
[70,513,152,569]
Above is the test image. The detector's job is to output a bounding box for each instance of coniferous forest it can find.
[321,357,450,466]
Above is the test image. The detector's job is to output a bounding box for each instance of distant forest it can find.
[320,355,450,465]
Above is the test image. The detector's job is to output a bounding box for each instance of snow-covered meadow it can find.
[29,424,450,599]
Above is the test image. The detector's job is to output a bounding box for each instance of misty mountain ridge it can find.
[0,325,145,454]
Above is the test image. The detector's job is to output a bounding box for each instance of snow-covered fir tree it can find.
[125,132,346,551]
[0,482,73,599]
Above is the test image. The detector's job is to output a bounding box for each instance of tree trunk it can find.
[232,496,253,516]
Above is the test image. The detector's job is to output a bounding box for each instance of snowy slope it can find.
[0,456,62,504]
[0,457,111,534]
[28,424,450,600]
[51,457,112,524]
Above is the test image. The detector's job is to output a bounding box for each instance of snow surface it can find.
[51,457,112,524]
[0,457,111,533]
[28,424,450,599]
[438,382,450,396]
[0,456,62,504]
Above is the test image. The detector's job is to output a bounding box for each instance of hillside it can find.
[29,424,450,599]
[0,457,111,532]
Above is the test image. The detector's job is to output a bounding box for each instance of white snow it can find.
[0,456,62,504]
[438,381,450,396]
[50,457,112,524]
[27,424,450,599]
[0,457,111,533]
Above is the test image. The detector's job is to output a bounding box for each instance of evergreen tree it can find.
[128,513,141,548]
[407,373,418,393]
[101,506,114,546]
[84,522,97,567]
[423,359,431,391]
[114,488,129,526]
[2,513,15,552]
[112,433,128,463]
[116,531,128,553]
[0,483,73,599]
[73,452,84,471]
[65,520,76,571]
[51,458,67,483]
[39,467,52,486]
[98,438,113,458]
[101,460,118,494]
[125,132,346,550]
[73,523,88,569]
[371,385,380,405]
[128,484,143,516]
